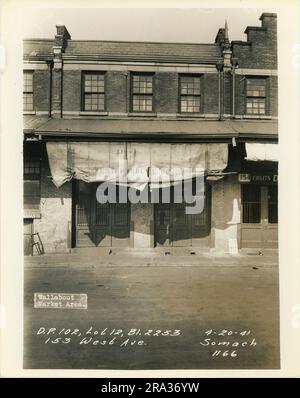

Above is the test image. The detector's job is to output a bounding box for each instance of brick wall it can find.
[106,71,128,113]
[232,14,277,69]
[33,70,50,112]
[26,13,277,118]
[63,70,81,111]
[153,72,179,113]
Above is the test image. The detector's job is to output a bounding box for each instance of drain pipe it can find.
[231,57,239,118]
[216,61,224,120]
[47,60,53,118]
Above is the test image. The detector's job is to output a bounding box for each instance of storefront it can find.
[23,121,278,255]
[239,143,278,249]
[45,141,227,250]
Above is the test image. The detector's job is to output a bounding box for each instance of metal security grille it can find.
[132,74,153,112]
[23,71,33,111]
[83,73,105,111]
[76,196,90,226]
[180,75,201,113]
[75,182,131,247]
[95,202,109,226]
[246,78,266,115]
[24,160,40,179]
[193,208,208,226]
[242,185,261,223]
[268,185,278,224]
[113,204,129,226]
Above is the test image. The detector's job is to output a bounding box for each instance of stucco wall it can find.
[211,176,241,253]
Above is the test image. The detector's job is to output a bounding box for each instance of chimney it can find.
[259,13,277,29]
[55,25,71,52]
[215,28,225,45]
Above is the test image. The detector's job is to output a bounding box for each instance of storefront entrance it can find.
[241,184,278,249]
[74,181,131,248]
[154,184,211,247]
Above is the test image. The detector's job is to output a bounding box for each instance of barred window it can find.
[246,78,266,115]
[24,160,40,179]
[24,158,41,210]
[180,75,201,113]
[132,74,153,112]
[242,185,261,224]
[83,73,105,111]
[23,71,33,111]
[268,185,278,224]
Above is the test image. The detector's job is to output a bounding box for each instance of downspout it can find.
[60,60,63,118]
[216,61,224,120]
[47,60,53,118]
[218,70,221,120]
[231,57,239,119]
[222,69,225,118]
[232,68,235,118]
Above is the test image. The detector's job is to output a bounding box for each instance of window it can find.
[83,73,105,111]
[268,185,278,224]
[24,158,41,211]
[23,71,33,111]
[131,74,153,112]
[180,75,201,113]
[242,185,261,223]
[246,78,266,115]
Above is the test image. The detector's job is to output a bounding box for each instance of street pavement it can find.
[24,252,279,370]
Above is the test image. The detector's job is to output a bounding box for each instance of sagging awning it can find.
[47,142,228,188]
[245,143,278,162]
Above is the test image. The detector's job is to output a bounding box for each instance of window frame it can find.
[245,77,268,116]
[241,184,261,224]
[24,157,41,211]
[81,71,106,112]
[179,74,202,114]
[268,185,278,224]
[130,72,154,113]
[23,70,34,112]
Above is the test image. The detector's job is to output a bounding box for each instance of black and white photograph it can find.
[0,0,300,378]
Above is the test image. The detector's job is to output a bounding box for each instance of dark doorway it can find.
[154,183,211,247]
[74,181,131,247]
[241,184,278,249]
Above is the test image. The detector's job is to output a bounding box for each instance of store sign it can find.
[238,174,278,184]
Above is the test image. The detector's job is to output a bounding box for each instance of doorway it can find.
[74,181,131,247]
[241,184,278,249]
[154,183,211,247]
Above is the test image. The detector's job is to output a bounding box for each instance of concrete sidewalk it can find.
[24,249,278,268]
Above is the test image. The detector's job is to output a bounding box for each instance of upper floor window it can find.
[82,72,105,111]
[246,78,266,115]
[131,73,153,112]
[180,75,201,113]
[23,71,33,111]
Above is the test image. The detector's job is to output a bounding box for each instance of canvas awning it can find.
[47,142,228,188]
[245,143,278,162]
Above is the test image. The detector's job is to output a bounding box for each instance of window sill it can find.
[129,112,157,117]
[23,111,36,115]
[176,113,204,118]
[243,115,273,120]
[79,111,108,116]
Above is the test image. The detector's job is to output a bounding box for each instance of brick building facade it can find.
[23,13,278,255]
